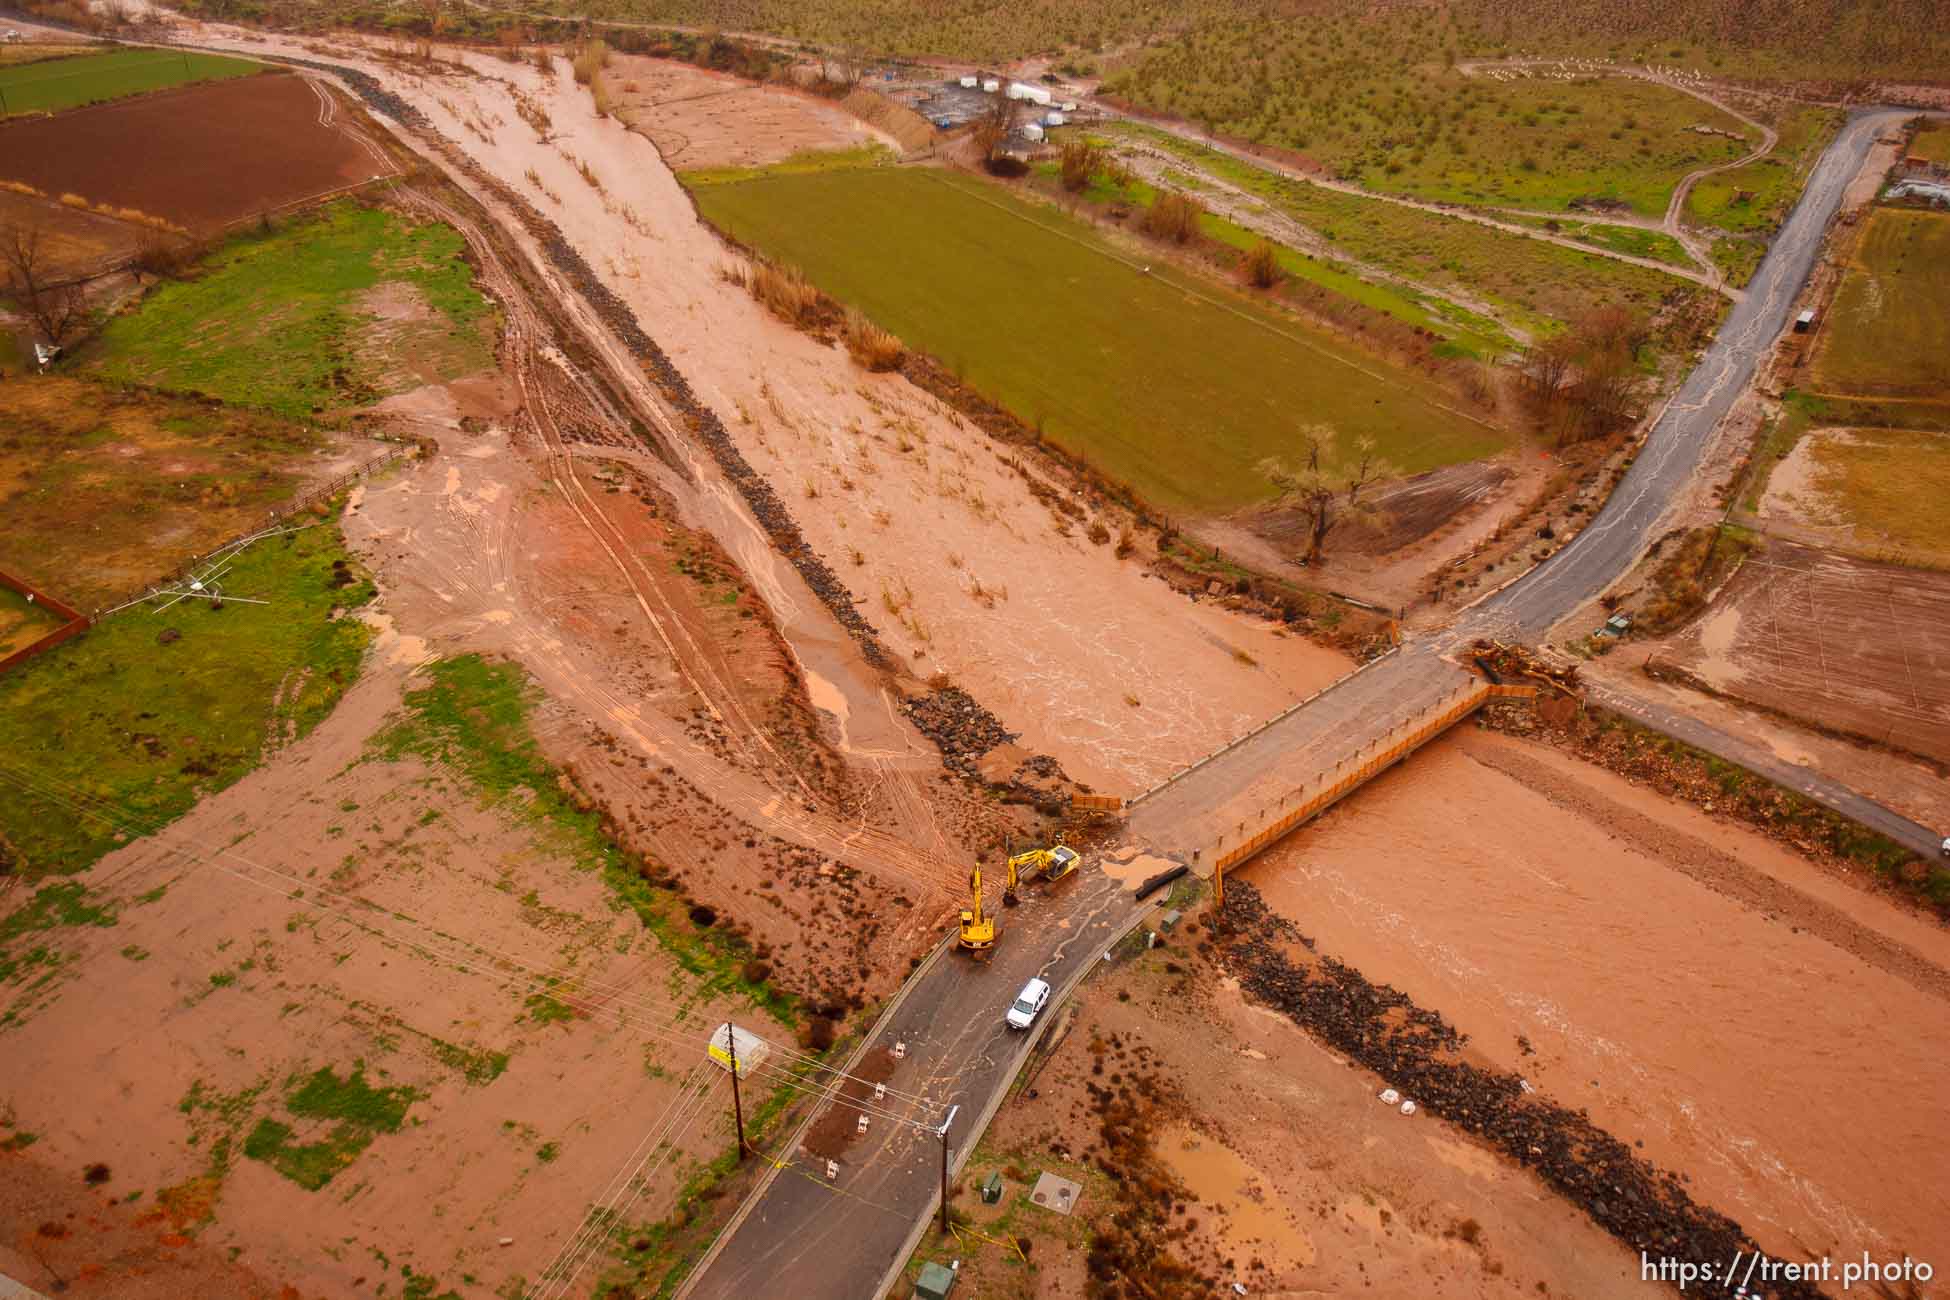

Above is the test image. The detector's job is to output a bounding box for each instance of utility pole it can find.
[726,1022,746,1162]
[937,1104,959,1237]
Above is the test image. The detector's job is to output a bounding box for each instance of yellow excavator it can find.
[1002,842,1079,905]
[958,863,996,955]
[961,844,1081,955]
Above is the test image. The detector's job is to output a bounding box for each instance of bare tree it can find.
[972,95,1019,167]
[1264,425,1392,565]
[1,223,88,349]
[1058,138,1104,192]
[1524,331,1578,402]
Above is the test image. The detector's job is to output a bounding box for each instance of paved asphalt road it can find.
[679,108,1927,1300]
[682,869,1147,1300]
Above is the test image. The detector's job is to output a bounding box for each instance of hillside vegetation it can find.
[486,0,1949,82]
[1106,32,1753,215]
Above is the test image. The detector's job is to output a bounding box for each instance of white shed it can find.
[707,1022,769,1078]
[1007,80,1054,106]
[981,78,1000,93]
[958,75,978,88]
[1022,122,1046,142]
[1045,111,1066,126]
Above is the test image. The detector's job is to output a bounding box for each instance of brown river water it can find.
[1245,729,1950,1280]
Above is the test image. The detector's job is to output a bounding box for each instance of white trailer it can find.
[981,78,1000,93]
[959,75,978,88]
[1007,80,1053,105]
[1045,111,1066,126]
[1022,122,1045,142]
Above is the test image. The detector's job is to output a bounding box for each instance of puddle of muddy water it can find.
[1100,848,1177,888]
[1157,1124,1315,1270]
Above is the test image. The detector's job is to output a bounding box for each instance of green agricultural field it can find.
[1812,207,1950,400]
[1100,123,1705,345]
[0,512,374,878]
[690,161,1508,512]
[87,201,496,419]
[0,47,261,117]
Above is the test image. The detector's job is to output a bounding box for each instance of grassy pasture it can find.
[0,511,374,878]
[688,162,1507,512]
[87,202,495,419]
[1908,120,1950,165]
[0,47,260,117]
[1812,208,1950,399]
[0,376,338,609]
[1800,428,1950,562]
[1687,106,1841,235]
[0,42,95,68]
[1031,153,1511,356]
[1100,123,1705,344]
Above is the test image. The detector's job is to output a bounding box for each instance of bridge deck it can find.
[1128,646,1479,862]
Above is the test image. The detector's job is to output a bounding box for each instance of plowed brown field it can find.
[1659,540,1950,762]
[0,71,390,233]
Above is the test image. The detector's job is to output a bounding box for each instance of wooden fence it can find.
[0,571,90,676]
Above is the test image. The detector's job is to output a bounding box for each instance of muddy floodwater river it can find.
[1246,728,1950,1275]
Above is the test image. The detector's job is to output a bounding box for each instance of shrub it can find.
[1141,190,1203,244]
[133,236,206,279]
[1243,238,1283,288]
[749,261,821,327]
[844,309,904,372]
[804,1016,837,1052]
[571,38,609,86]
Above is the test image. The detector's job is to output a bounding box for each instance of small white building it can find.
[1007,80,1054,106]
[1060,100,1079,112]
[958,75,978,88]
[981,78,1000,93]
[1022,122,1045,143]
[1045,111,1066,127]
